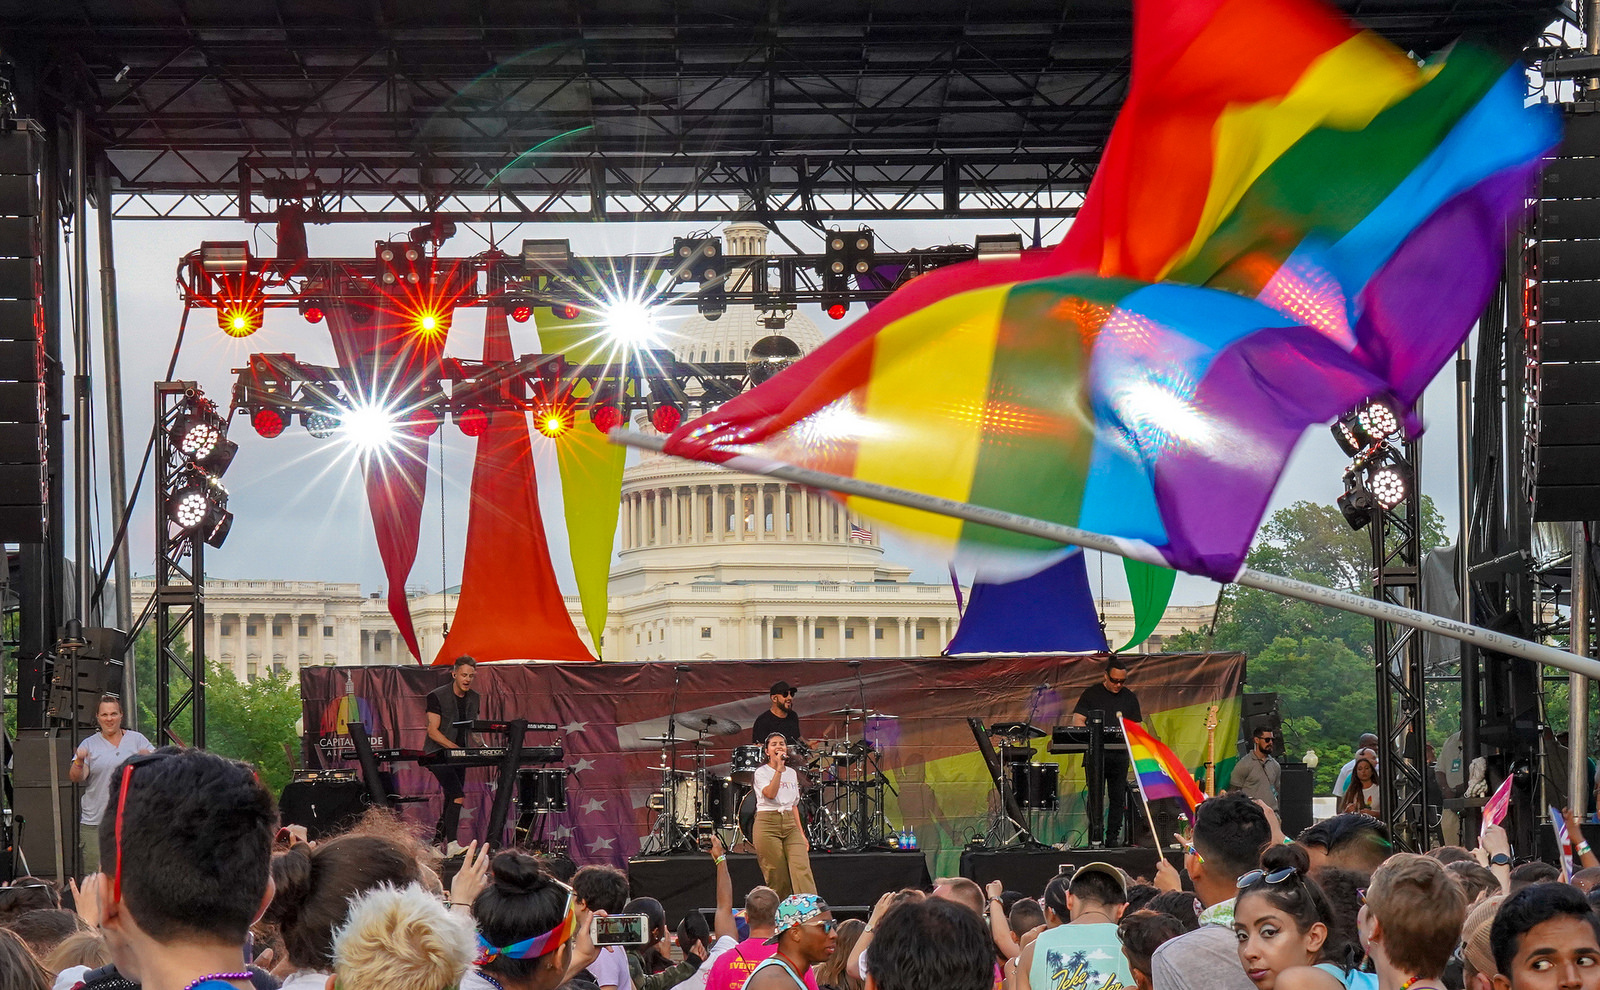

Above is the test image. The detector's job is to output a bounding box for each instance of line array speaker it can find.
[1532,111,1600,521]
[10,729,81,882]
[0,121,44,542]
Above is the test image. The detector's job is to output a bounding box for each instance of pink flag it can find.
[1481,774,1516,837]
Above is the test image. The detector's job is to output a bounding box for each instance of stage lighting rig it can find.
[166,469,232,548]
[168,396,238,475]
[674,236,727,320]
[1330,395,1402,456]
[821,228,875,319]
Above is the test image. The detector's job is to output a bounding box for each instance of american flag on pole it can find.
[849,523,873,541]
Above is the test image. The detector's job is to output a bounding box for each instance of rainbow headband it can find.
[476,892,577,965]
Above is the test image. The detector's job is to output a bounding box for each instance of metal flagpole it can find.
[612,429,1600,680]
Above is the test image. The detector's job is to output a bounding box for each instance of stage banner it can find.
[302,653,1243,877]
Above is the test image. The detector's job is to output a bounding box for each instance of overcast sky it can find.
[69,211,1467,612]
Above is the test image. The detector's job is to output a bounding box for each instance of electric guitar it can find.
[1204,704,1219,795]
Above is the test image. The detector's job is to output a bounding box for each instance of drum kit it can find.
[640,707,902,854]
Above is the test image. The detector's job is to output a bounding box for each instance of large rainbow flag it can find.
[1122,715,1207,814]
[662,0,1559,583]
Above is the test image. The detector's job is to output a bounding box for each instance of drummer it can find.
[752,681,804,747]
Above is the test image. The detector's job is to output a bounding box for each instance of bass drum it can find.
[738,789,817,845]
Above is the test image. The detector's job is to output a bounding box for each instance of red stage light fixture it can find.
[651,404,682,433]
[218,299,264,337]
[510,304,533,323]
[303,305,325,324]
[252,408,286,438]
[590,403,624,434]
[457,407,489,437]
[555,303,582,320]
[407,408,441,438]
[411,308,451,340]
[534,401,576,438]
[826,303,847,320]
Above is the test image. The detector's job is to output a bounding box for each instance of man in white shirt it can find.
[673,836,742,990]
[68,695,154,874]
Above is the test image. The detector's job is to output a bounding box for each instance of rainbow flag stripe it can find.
[1121,716,1206,814]
[664,0,1558,583]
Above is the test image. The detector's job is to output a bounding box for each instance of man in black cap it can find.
[752,681,802,746]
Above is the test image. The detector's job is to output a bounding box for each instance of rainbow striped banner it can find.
[662,0,1559,585]
[1121,715,1206,815]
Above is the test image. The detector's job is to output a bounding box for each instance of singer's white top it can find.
[753,764,801,812]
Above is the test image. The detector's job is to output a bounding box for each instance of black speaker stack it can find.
[1531,111,1600,521]
[9,728,80,882]
[46,627,128,726]
[0,120,45,543]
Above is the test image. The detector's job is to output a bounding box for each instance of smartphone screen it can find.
[593,914,650,946]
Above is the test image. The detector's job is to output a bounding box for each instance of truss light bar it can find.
[523,239,573,271]
[974,233,1024,258]
[199,241,250,274]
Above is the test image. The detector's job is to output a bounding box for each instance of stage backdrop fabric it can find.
[302,654,1244,877]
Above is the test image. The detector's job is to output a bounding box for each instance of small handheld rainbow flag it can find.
[1120,715,1206,815]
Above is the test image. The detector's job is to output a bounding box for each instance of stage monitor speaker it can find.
[1279,763,1314,839]
[1532,107,1600,521]
[1238,693,1284,760]
[278,779,371,841]
[10,728,80,882]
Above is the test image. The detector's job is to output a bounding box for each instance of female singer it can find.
[751,732,816,898]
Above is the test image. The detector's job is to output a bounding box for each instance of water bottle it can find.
[908,828,918,850]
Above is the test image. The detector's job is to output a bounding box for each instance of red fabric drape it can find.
[326,297,450,662]
[434,308,595,663]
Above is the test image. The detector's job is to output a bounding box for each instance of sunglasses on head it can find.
[1236,867,1297,889]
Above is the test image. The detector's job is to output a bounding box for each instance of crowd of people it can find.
[4,748,1600,990]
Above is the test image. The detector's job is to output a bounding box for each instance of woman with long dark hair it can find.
[1340,757,1379,817]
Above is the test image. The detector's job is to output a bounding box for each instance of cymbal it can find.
[646,766,694,774]
[640,734,709,746]
[829,706,867,715]
[675,712,743,736]
[864,712,899,720]
[989,721,1046,739]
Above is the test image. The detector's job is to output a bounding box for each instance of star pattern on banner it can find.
[551,825,574,840]
[587,835,615,854]
[562,720,591,734]
[571,757,596,773]
[582,797,607,814]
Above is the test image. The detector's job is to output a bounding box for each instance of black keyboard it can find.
[369,746,565,766]
[469,720,559,732]
[1048,726,1127,754]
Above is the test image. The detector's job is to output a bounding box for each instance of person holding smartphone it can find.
[752,733,815,899]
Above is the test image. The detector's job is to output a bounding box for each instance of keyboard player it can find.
[1070,658,1141,846]
[424,655,480,850]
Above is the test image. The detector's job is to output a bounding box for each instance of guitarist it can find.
[1228,724,1281,812]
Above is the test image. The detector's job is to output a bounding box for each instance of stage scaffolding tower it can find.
[1371,440,1430,850]
[153,382,206,748]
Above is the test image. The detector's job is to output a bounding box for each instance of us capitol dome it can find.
[603,219,962,661]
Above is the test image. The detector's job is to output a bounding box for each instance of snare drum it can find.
[730,744,765,785]
[672,774,708,826]
[517,768,569,813]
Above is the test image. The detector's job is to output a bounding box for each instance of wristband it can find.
[714,855,727,865]
[1581,841,1593,856]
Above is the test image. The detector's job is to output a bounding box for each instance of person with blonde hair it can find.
[328,883,475,990]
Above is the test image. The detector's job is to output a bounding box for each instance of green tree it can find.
[129,628,301,796]
[1165,497,1449,792]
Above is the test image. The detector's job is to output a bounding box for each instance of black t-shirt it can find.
[425,685,479,752]
[752,708,801,745]
[1073,683,1141,724]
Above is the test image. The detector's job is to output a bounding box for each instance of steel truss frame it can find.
[153,382,206,749]
[178,246,982,314]
[113,152,1099,223]
[1370,443,1431,850]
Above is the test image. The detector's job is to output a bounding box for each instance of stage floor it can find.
[629,845,1185,919]
[629,850,931,921]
